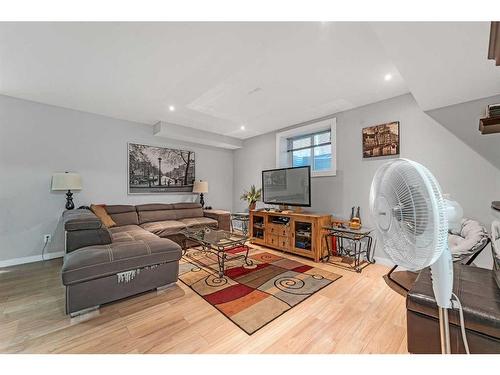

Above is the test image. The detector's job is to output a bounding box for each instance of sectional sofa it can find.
[61,203,230,316]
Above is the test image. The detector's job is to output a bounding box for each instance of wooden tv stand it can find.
[249,210,331,262]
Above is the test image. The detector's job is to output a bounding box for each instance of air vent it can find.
[247,87,262,95]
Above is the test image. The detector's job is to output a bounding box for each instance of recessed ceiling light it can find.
[168,105,175,112]
[240,125,246,130]
[384,73,393,81]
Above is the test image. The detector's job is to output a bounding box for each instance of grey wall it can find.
[426,94,500,170]
[0,95,233,263]
[2,92,499,268]
[233,94,500,268]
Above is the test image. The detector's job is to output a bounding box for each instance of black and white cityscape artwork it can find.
[128,143,195,194]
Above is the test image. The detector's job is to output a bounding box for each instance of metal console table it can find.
[230,212,250,235]
[322,226,375,273]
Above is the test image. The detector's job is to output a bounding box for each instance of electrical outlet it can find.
[43,234,52,243]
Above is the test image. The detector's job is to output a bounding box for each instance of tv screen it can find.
[262,166,311,207]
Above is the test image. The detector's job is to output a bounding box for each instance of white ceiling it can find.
[0,22,498,139]
[372,22,500,111]
[0,22,408,139]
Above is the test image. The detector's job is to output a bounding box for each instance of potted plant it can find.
[240,185,262,211]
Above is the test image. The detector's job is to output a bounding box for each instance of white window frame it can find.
[275,118,337,177]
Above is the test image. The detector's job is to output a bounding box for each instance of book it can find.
[487,103,500,117]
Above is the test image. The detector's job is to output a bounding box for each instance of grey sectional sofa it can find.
[61,203,230,316]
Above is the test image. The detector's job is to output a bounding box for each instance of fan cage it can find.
[369,159,448,270]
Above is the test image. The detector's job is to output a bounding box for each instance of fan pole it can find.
[439,307,451,354]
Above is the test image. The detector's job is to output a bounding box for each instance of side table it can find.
[230,212,250,235]
[323,226,375,273]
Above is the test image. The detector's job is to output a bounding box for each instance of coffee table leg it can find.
[217,247,225,278]
[243,244,253,266]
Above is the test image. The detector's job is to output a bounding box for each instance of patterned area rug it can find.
[179,246,342,335]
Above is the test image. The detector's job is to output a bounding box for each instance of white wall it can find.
[233,94,500,268]
[0,95,233,264]
[2,93,499,268]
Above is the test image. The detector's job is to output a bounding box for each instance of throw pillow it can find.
[90,204,116,228]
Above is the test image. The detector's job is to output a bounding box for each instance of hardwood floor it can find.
[0,246,407,354]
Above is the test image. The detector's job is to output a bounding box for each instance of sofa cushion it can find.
[63,209,102,231]
[178,217,218,229]
[173,203,203,219]
[105,205,139,226]
[66,228,113,253]
[62,238,182,285]
[108,225,159,242]
[173,203,202,210]
[63,209,112,253]
[140,221,187,237]
[108,224,142,233]
[448,218,489,262]
[136,203,177,224]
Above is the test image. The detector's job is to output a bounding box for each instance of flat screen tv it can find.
[262,166,311,207]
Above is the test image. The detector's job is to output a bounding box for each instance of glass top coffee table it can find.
[180,227,252,278]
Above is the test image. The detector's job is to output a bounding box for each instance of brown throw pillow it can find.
[90,204,116,228]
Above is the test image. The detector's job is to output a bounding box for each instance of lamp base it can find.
[66,190,75,210]
[199,193,205,208]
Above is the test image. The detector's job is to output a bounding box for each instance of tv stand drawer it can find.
[265,234,290,250]
[278,237,289,249]
[268,224,290,237]
[266,234,279,247]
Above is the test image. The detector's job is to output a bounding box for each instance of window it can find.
[288,130,332,171]
[276,118,336,177]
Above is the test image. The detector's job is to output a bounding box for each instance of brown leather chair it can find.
[406,263,500,354]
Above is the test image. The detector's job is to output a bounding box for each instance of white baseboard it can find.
[0,251,64,269]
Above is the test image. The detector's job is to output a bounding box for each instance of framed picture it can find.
[128,143,195,194]
[362,121,400,158]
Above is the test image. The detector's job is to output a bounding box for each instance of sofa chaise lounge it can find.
[61,203,230,316]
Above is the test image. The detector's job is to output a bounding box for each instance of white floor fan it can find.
[369,158,469,354]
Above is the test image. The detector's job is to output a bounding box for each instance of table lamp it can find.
[193,180,208,208]
[51,172,82,210]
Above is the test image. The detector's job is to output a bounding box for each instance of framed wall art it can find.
[128,143,195,194]
[362,121,400,158]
